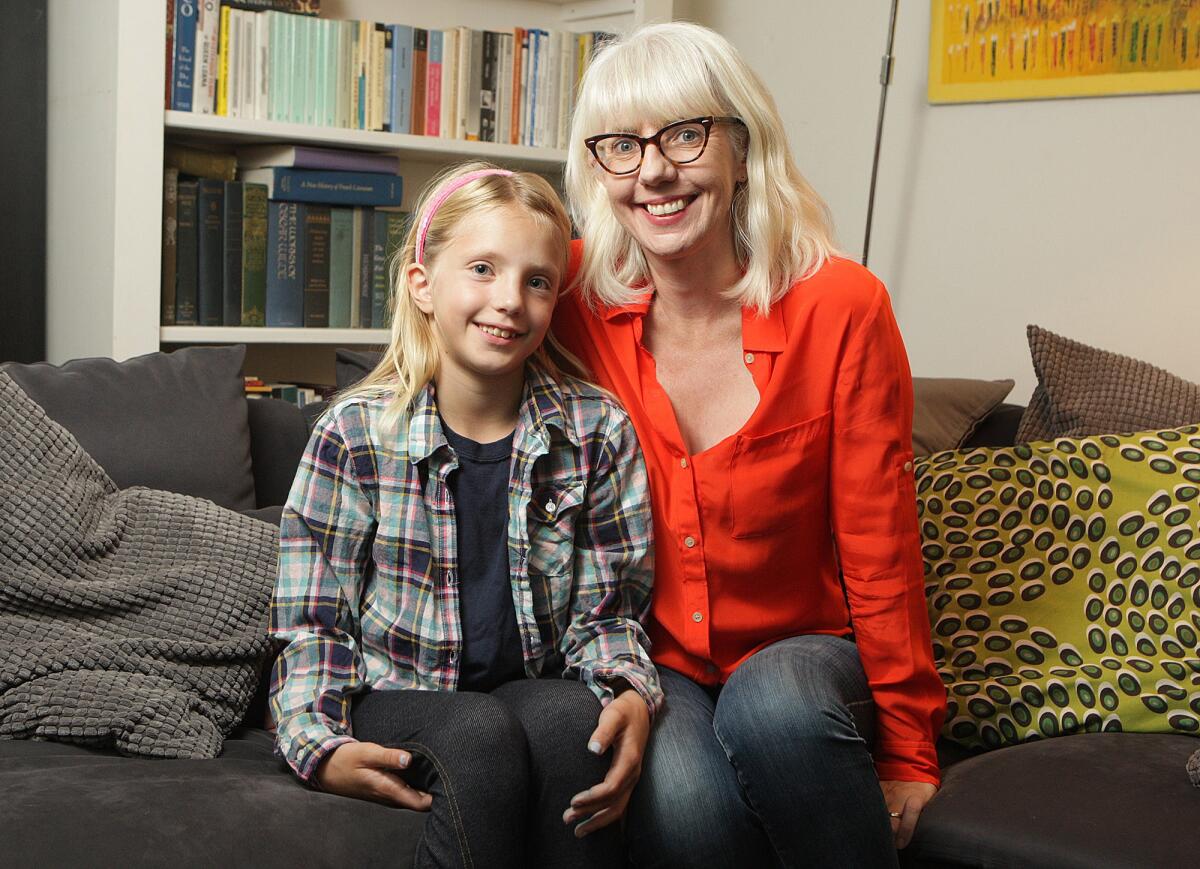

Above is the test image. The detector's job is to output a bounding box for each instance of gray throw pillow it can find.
[912,377,1015,457]
[3,345,255,511]
[1015,325,1200,443]
[335,347,384,390]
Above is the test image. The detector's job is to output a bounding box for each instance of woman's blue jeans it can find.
[626,634,899,868]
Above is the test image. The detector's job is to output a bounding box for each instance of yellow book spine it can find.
[217,6,230,116]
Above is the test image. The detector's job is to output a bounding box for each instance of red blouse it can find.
[553,243,944,784]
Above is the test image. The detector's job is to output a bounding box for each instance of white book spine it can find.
[455,26,471,140]
[193,0,220,113]
[240,11,254,120]
[497,33,513,148]
[225,9,240,119]
[440,29,455,139]
[255,12,269,121]
[519,33,530,146]
[556,31,571,150]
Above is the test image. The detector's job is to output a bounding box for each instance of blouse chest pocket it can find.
[729,411,832,539]
[526,480,587,579]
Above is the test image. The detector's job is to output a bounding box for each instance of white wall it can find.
[676,0,1200,401]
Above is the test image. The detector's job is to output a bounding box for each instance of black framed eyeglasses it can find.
[585,116,745,176]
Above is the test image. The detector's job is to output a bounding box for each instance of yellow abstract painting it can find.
[929,0,1200,102]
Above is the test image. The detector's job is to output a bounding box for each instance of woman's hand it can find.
[562,689,651,837]
[880,779,937,849]
[315,741,433,811]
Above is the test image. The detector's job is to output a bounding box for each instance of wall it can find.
[676,0,1200,401]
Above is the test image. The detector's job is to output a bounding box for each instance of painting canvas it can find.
[929,0,1200,103]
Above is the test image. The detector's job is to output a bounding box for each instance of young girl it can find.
[269,162,661,869]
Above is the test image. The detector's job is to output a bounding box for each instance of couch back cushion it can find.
[3,346,255,511]
[917,425,1200,750]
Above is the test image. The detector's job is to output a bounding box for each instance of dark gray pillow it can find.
[3,346,255,511]
[335,348,384,390]
[1016,325,1200,443]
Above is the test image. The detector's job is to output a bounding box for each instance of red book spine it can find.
[165,0,175,109]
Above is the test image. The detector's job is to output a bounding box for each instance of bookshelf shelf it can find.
[165,112,569,171]
[46,0,672,383]
[161,326,391,344]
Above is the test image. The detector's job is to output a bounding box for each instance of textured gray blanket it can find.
[0,373,276,758]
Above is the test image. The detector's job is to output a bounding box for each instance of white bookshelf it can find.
[46,0,672,381]
[165,111,570,170]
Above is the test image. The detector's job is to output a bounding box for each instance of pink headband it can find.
[415,168,515,264]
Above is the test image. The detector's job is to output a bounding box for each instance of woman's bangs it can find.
[586,43,728,134]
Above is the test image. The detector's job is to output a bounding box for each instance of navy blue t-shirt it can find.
[441,419,526,692]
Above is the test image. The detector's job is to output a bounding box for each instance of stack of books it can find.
[244,375,329,408]
[166,0,615,149]
[161,142,408,329]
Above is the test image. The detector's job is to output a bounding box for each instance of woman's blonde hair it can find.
[565,21,838,314]
[337,161,576,429]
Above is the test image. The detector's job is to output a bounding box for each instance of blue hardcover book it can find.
[265,201,303,327]
[390,24,413,134]
[196,179,224,326]
[171,0,197,111]
[240,168,403,207]
[529,29,546,147]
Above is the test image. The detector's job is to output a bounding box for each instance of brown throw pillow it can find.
[1015,325,1200,443]
[911,377,1015,457]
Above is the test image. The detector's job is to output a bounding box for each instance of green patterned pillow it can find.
[916,424,1200,750]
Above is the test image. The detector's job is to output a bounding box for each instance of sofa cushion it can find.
[0,729,423,868]
[335,347,384,390]
[916,425,1200,750]
[912,378,1015,457]
[905,733,1200,869]
[1016,325,1200,444]
[245,396,309,508]
[3,345,255,511]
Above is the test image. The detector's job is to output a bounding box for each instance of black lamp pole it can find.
[862,0,901,269]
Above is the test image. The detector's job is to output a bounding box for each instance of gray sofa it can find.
[2,348,1196,868]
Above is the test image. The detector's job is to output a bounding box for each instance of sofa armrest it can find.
[245,397,309,509]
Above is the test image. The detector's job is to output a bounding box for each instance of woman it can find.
[552,22,944,868]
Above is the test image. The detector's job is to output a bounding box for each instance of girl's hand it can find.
[315,741,434,811]
[880,779,937,849]
[562,689,651,837]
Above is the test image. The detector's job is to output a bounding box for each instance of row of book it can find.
[167,0,614,149]
[162,166,409,328]
[244,376,331,408]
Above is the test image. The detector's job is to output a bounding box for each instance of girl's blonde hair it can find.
[338,161,576,428]
[564,21,838,315]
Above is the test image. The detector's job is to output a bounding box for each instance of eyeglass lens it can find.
[594,121,708,172]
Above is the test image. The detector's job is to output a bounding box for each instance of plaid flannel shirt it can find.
[269,363,660,782]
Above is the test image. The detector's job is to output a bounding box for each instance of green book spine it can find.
[302,204,331,327]
[327,207,354,328]
[241,183,268,326]
[222,181,243,327]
